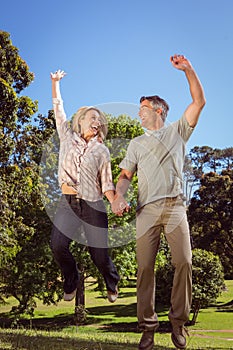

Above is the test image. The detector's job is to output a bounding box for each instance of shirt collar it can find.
[73,132,98,145]
[145,126,166,137]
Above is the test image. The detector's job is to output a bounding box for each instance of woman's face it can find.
[79,109,102,141]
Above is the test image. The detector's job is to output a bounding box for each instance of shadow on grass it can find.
[216,300,233,313]
[1,301,232,350]
[0,302,171,332]
[87,302,137,317]
[218,299,233,307]
[0,331,231,350]
[97,320,173,335]
[0,313,231,350]
[0,301,188,336]
[0,303,138,330]
[0,331,139,350]
[0,312,75,330]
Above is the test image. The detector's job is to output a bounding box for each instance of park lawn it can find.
[0,280,232,349]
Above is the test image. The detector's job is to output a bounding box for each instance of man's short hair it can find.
[140,95,169,121]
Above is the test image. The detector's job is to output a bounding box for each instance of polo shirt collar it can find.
[145,126,166,137]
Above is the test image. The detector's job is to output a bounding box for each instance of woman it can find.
[50,70,119,302]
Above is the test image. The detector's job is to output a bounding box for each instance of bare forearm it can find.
[111,170,133,216]
[50,70,66,124]
[171,55,205,109]
[115,176,131,198]
[171,55,206,127]
[185,67,206,107]
[104,190,115,204]
[52,80,62,100]
[52,84,65,124]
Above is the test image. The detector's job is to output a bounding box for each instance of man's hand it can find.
[111,194,131,217]
[170,54,192,71]
[50,69,66,81]
[171,54,206,128]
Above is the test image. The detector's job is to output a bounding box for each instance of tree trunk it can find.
[74,270,87,325]
[75,271,85,306]
[190,302,200,325]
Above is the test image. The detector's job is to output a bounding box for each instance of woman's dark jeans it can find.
[50,195,119,293]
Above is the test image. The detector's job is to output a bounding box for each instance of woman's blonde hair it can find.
[72,106,108,140]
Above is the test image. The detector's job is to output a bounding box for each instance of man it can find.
[111,55,206,350]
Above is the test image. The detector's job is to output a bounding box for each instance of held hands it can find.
[50,69,66,81]
[170,54,192,71]
[111,194,131,217]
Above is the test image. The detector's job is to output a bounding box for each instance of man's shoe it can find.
[107,287,118,303]
[63,288,77,301]
[138,330,154,350]
[171,325,188,349]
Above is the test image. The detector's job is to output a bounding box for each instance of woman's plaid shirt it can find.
[53,98,115,201]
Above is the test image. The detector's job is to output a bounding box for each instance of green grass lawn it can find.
[0,280,232,349]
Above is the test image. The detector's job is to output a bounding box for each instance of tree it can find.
[0,30,37,269]
[187,146,233,184]
[190,249,224,325]
[188,170,233,279]
[0,31,61,315]
[183,156,198,205]
[219,147,233,170]
[188,146,225,176]
[155,246,224,324]
[0,119,60,316]
[188,146,215,178]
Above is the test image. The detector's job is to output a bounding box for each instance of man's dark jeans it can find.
[50,195,119,293]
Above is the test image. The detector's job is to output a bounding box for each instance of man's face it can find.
[138,103,156,129]
[79,109,102,140]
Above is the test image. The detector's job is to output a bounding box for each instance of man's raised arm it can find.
[170,54,206,128]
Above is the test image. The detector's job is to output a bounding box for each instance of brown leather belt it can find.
[61,183,77,195]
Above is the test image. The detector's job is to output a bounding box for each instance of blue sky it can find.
[1,0,233,151]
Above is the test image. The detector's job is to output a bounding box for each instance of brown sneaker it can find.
[138,330,154,350]
[171,325,189,349]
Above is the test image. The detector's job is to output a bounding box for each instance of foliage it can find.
[106,113,143,213]
[0,30,37,269]
[0,31,61,314]
[0,125,61,316]
[184,146,233,279]
[190,248,225,324]
[155,244,224,324]
[184,145,233,200]
[188,146,233,176]
[188,170,233,279]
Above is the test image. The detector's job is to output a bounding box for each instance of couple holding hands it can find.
[50,54,205,350]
